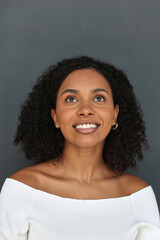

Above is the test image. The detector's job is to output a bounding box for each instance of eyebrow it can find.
[61,88,109,96]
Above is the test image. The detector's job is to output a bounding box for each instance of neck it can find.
[56,141,115,184]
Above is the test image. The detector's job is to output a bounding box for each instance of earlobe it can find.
[51,109,59,127]
[113,104,119,122]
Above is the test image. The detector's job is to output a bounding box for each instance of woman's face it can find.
[51,68,119,148]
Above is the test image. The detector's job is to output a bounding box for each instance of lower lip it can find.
[73,126,99,134]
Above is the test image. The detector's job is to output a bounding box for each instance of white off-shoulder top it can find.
[0,178,160,240]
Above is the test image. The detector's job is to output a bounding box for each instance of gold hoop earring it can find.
[111,122,118,130]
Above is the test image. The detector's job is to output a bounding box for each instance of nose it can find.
[76,104,95,116]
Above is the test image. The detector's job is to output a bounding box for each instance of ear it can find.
[51,109,59,128]
[113,104,119,123]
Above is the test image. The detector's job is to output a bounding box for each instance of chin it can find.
[73,139,104,148]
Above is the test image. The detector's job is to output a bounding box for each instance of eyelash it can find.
[65,95,106,103]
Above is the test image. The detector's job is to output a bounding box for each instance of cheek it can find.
[99,106,114,121]
[56,107,73,125]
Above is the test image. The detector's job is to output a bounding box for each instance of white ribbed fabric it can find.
[0,178,160,240]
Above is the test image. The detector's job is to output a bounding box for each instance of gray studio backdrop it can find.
[0,0,160,205]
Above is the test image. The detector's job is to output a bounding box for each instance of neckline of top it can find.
[6,177,151,202]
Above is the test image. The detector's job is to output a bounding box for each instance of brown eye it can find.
[94,96,105,102]
[65,96,77,103]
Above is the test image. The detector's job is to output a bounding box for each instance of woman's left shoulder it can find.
[120,173,149,195]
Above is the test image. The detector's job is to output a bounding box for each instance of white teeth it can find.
[76,124,97,129]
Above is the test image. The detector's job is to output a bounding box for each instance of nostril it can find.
[77,106,95,116]
[79,112,93,116]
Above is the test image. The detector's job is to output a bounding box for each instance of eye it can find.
[65,96,77,103]
[94,95,106,102]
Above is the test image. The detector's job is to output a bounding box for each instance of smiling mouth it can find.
[72,123,100,134]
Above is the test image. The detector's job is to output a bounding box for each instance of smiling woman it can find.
[51,68,119,150]
[0,56,160,240]
[9,56,148,174]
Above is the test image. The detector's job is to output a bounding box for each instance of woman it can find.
[0,56,160,240]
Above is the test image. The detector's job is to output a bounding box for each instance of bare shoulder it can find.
[9,164,43,189]
[120,173,149,195]
[8,160,58,189]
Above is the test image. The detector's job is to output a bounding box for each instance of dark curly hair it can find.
[14,56,148,176]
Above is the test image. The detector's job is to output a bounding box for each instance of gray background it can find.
[0,0,160,206]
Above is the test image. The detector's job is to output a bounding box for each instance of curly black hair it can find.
[14,56,148,176]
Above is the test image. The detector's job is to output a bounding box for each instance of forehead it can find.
[58,68,111,92]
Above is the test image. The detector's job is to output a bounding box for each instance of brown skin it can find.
[10,69,149,200]
[51,68,119,183]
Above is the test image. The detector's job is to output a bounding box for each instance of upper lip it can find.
[72,121,100,128]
